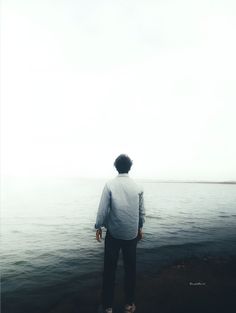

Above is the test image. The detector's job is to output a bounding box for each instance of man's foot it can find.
[124,303,136,313]
[97,304,112,313]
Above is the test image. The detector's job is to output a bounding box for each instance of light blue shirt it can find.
[94,173,145,240]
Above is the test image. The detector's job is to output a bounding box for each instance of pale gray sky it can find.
[1,0,236,180]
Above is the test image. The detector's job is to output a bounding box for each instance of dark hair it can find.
[114,154,133,173]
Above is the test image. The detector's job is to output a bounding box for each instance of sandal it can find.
[124,303,136,313]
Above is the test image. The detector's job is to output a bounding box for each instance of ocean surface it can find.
[1,177,236,313]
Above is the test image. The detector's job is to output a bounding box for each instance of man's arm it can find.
[138,191,145,240]
[94,183,111,231]
[138,191,145,229]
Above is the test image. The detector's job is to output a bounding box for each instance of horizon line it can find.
[2,175,236,184]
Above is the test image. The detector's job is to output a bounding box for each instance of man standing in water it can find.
[95,154,145,313]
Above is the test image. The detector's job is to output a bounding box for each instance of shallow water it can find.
[1,177,236,313]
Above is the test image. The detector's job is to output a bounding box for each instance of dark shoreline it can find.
[47,255,236,313]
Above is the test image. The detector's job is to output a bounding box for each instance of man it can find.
[94,154,145,313]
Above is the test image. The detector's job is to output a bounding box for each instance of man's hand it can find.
[137,228,144,241]
[96,228,102,242]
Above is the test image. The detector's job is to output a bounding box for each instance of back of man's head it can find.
[114,154,133,173]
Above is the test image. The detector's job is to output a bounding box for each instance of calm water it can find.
[1,177,236,313]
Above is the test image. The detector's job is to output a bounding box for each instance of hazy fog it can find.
[1,0,236,180]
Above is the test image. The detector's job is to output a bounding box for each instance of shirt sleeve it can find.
[94,183,111,230]
[138,191,145,228]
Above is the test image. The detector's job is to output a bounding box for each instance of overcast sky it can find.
[1,0,236,180]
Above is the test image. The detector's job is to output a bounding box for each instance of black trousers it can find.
[102,229,138,309]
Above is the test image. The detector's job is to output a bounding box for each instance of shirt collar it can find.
[117,173,129,177]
